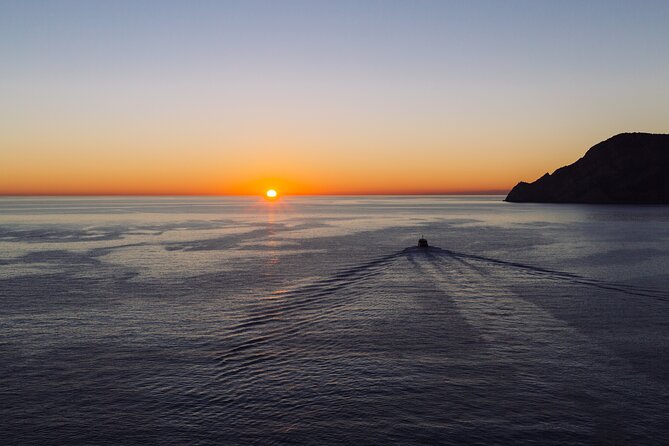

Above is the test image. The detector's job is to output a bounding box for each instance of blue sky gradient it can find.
[2,1,669,194]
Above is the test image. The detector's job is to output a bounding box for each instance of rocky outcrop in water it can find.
[505,133,669,204]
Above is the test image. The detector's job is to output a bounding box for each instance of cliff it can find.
[505,133,669,204]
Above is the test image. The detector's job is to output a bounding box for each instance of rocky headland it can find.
[505,133,669,204]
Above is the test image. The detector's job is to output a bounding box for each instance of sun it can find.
[266,189,278,198]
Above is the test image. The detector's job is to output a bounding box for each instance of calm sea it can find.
[1,196,668,445]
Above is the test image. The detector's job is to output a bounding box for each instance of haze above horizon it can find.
[2,1,669,196]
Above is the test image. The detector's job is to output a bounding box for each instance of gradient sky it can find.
[2,0,669,195]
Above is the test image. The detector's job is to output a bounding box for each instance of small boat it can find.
[418,236,428,248]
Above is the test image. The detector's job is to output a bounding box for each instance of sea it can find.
[1,196,668,445]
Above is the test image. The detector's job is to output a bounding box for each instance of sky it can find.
[1,0,669,195]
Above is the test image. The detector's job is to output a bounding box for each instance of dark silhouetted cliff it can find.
[505,133,669,204]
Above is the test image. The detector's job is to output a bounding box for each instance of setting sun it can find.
[266,189,278,198]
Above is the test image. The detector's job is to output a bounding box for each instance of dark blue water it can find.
[1,196,669,445]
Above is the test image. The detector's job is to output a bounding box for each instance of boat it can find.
[418,236,428,248]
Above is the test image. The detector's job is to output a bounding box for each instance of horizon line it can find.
[0,191,510,197]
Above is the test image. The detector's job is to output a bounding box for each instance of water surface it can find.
[1,196,669,445]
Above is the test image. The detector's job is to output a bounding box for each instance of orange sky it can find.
[0,129,593,195]
[1,127,665,196]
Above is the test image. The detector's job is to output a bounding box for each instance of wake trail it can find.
[214,244,664,404]
[215,250,407,368]
[411,250,669,431]
[418,246,669,301]
[204,250,415,420]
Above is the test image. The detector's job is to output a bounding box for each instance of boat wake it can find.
[182,243,669,440]
[403,246,668,300]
